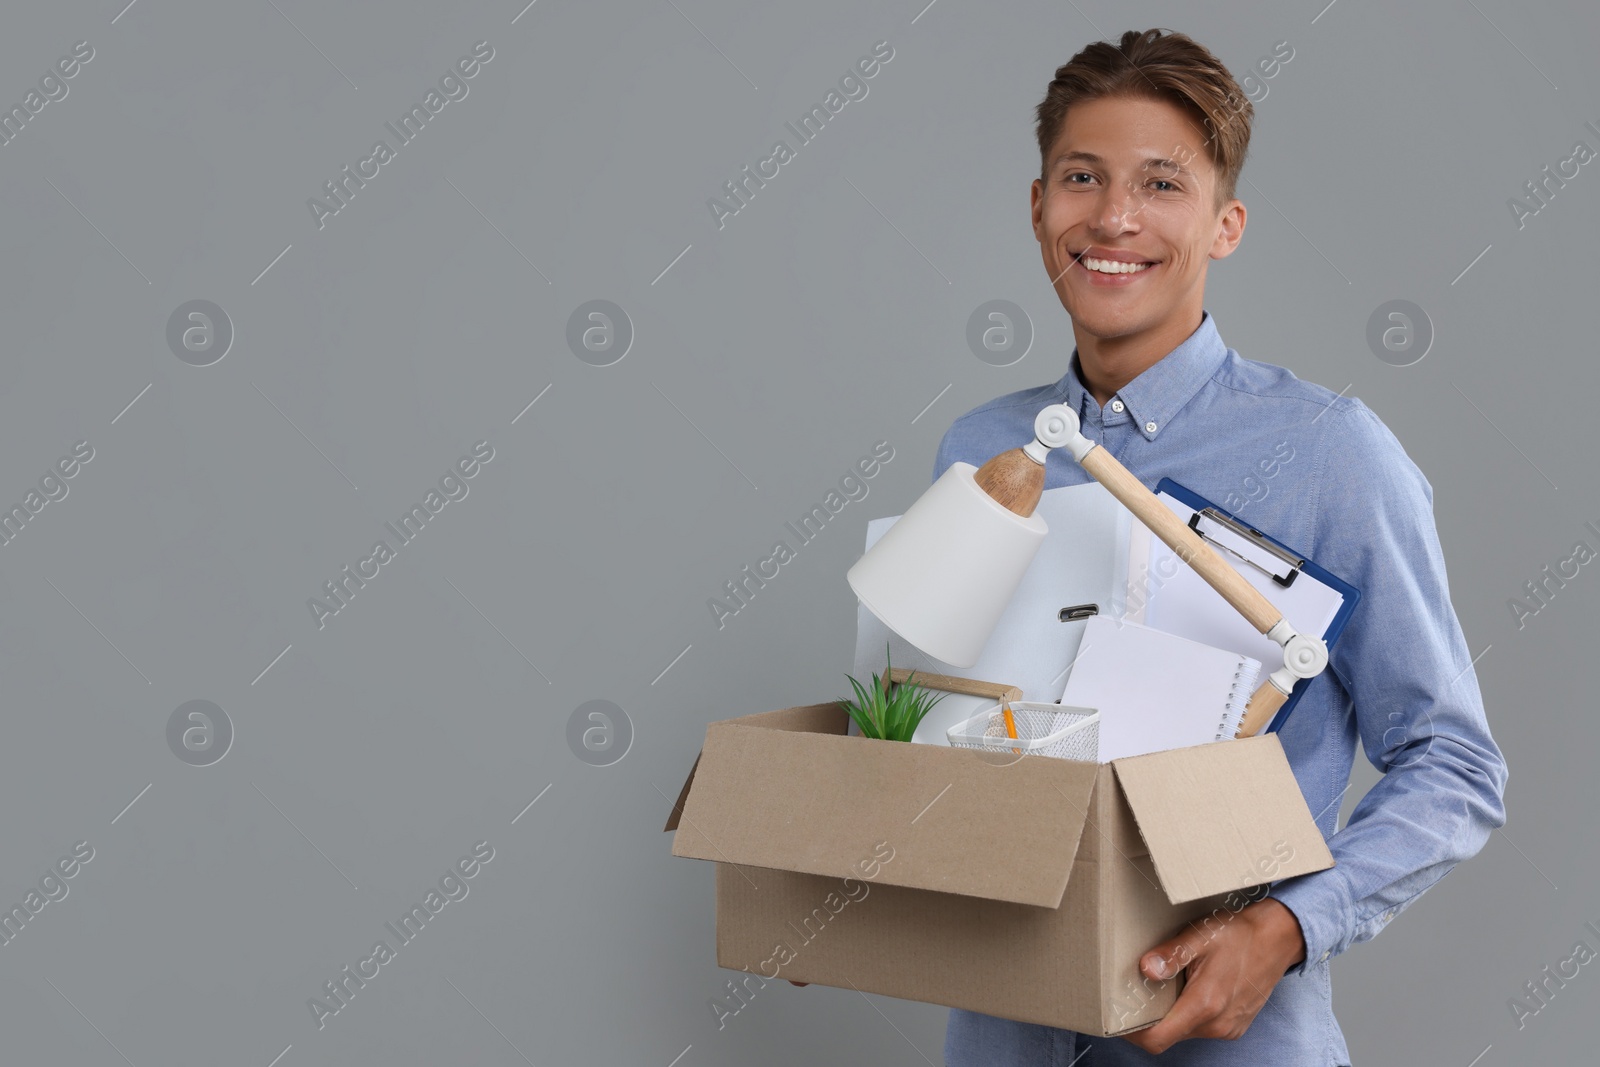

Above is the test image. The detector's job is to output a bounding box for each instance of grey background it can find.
[0,0,1593,1064]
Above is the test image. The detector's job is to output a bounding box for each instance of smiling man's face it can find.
[1031,94,1244,358]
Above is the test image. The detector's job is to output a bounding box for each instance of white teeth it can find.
[1082,256,1152,274]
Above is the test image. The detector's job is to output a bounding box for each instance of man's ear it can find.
[1031,178,1045,242]
[1209,198,1246,260]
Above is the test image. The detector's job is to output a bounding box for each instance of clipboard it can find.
[1130,478,1361,734]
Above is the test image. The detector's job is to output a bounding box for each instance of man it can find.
[937,29,1508,1066]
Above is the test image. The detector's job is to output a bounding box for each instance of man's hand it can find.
[1120,897,1306,1054]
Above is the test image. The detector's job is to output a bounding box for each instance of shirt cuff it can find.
[1269,866,1354,977]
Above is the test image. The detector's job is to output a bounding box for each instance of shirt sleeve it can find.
[1268,399,1509,976]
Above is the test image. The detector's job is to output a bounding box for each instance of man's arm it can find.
[1124,397,1509,1053]
[1268,398,1509,974]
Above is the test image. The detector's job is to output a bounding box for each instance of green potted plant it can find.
[840,646,946,742]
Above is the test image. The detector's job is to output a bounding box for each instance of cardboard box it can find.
[663,700,1334,1037]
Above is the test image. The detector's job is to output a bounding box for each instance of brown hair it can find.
[1035,28,1253,213]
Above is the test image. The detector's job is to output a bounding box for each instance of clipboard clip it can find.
[1058,603,1099,622]
[1187,507,1304,588]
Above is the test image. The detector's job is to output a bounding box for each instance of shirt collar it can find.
[1054,311,1229,442]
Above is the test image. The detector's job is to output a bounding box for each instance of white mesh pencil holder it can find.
[947,701,1100,762]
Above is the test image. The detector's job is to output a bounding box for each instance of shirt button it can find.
[1319,950,1331,963]
[1110,399,1125,413]
[1145,421,1158,433]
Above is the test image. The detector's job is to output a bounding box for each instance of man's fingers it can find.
[1122,973,1222,1054]
[1123,901,1295,1052]
[1124,928,1216,1052]
[1142,928,1203,980]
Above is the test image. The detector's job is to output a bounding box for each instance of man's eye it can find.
[1150,180,1177,192]
[1065,172,1094,185]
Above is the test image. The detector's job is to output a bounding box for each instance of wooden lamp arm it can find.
[974,404,1328,738]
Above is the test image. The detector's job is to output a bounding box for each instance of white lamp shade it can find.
[847,461,1048,668]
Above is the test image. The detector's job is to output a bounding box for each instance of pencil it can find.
[1001,701,1020,755]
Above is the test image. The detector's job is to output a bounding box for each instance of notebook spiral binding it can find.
[1219,664,1253,740]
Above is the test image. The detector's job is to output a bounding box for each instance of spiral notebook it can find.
[1059,615,1262,762]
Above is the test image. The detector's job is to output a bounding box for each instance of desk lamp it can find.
[847,404,1327,738]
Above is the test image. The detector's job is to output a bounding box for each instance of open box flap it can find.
[667,705,1099,908]
[663,703,846,832]
[662,752,700,833]
[1111,734,1335,905]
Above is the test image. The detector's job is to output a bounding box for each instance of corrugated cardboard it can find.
[664,701,1333,1037]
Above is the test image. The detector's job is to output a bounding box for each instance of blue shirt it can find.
[936,311,1508,1067]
